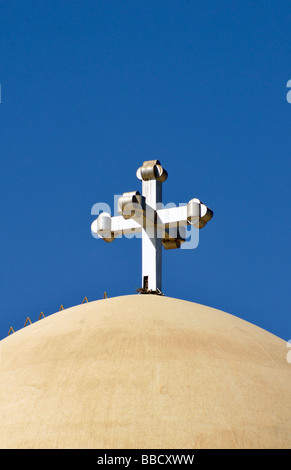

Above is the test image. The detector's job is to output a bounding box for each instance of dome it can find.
[0,295,290,449]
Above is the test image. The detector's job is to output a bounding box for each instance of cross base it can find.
[136,287,164,296]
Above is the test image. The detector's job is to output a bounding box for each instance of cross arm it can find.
[157,199,213,229]
[115,194,213,248]
[91,196,213,245]
[91,212,141,242]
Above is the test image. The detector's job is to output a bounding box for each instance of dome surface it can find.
[0,295,290,449]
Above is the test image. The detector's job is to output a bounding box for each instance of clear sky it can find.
[0,1,290,341]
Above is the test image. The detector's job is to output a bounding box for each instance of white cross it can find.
[91,160,213,294]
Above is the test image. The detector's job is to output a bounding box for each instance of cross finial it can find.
[136,160,168,183]
[91,160,213,294]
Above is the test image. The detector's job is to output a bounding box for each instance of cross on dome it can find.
[91,160,213,295]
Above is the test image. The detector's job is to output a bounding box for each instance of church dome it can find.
[0,295,290,449]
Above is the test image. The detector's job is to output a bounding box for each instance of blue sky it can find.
[0,1,290,341]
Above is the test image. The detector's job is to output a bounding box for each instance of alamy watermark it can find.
[91,196,199,250]
[96,453,195,466]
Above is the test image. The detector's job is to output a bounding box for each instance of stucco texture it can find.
[0,295,290,449]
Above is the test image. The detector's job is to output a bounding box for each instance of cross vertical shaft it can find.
[142,178,162,292]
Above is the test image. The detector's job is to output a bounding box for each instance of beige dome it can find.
[0,295,290,449]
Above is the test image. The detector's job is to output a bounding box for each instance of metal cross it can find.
[91,160,213,294]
